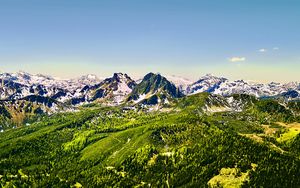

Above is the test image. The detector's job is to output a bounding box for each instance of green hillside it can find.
[0,93,300,187]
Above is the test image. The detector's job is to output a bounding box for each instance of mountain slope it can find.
[0,94,299,187]
[0,95,73,129]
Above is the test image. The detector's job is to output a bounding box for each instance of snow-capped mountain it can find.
[70,74,102,88]
[186,74,227,94]
[0,71,102,102]
[187,74,300,99]
[70,73,136,105]
[0,71,101,91]
[164,75,193,92]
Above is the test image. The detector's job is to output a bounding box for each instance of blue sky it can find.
[0,0,299,82]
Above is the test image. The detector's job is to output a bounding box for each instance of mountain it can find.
[0,71,101,90]
[0,71,101,101]
[75,73,136,105]
[0,71,102,102]
[73,74,102,86]
[176,92,258,114]
[187,74,300,100]
[186,74,227,94]
[126,73,183,107]
[164,75,193,92]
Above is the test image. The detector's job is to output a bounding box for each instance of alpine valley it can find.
[0,71,300,187]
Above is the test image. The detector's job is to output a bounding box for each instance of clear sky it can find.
[0,0,299,82]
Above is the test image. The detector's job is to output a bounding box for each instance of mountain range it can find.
[1,72,300,187]
[0,71,298,127]
[0,71,299,105]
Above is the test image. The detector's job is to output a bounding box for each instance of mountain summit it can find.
[187,74,227,94]
[127,73,183,105]
[80,73,136,105]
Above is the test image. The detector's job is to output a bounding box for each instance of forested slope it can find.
[0,93,300,187]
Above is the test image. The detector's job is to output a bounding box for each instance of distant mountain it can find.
[127,73,183,106]
[164,75,193,92]
[187,74,300,100]
[186,74,227,94]
[70,74,102,89]
[0,71,102,101]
